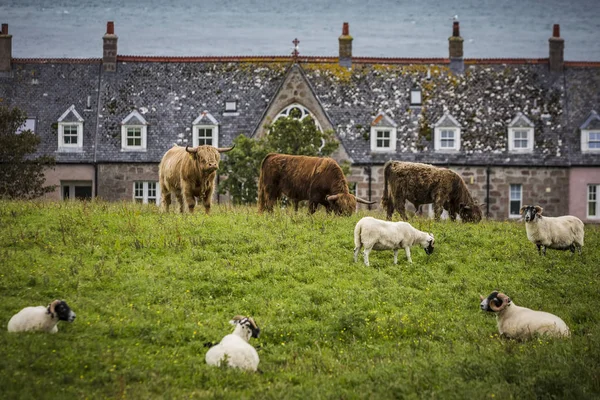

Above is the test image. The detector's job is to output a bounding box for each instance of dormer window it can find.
[410,87,422,106]
[121,110,148,151]
[508,112,534,153]
[434,113,461,152]
[370,112,397,152]
[193,111,219,147]
[225,100,237,112]
[57,105,84,151]
[580,110,600,153]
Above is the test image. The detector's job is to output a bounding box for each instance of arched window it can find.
[274,103,322,131]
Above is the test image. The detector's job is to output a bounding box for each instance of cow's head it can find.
[186,144,235,173]
[326,194,376,216]
[459,202,483,223]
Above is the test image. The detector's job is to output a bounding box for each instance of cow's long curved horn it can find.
[355,196,377,205]
[185,145,198,154]
[217,144,236,153]
[326,194,339,202]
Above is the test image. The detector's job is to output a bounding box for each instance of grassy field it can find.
[0,200,598,399]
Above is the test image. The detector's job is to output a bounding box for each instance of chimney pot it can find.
[453,21,460,37]
[1,24,7,35]
[342,22,349,36]
[107,21,114,35]
[553,24,560,38]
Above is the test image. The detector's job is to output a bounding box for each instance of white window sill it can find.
[371,148,395,153]
[121,148,147,152]
[57,147,83,153]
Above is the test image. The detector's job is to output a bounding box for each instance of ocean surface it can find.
[2,0,599,61]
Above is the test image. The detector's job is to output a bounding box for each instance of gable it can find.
[580,110,600,130]
[193,111,219,125]
[253,64,334,138]
[434,113,460,128]
[371,112,397,128]
[121,110,148,126]
[508,112,534,128]
[58,105,84,123]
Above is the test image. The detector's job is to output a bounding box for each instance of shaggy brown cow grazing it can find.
[159,144,234,213]
[258,153,375,216]
[381,161,482,222]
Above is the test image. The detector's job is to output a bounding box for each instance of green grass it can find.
[0,200,598,399]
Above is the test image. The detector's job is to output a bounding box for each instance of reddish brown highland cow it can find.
[258,153,375,216]
[381,161,482,222]
[159,144,234,213]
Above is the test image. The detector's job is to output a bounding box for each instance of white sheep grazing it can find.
[7,300,76,333]
[520,205,584,255]
[479,291,570,340]
[353,216,434,266]
[205,315,261,371]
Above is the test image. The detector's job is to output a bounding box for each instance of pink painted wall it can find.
[43,164,95,201]
[569,168,600,223]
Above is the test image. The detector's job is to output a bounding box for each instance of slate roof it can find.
[1,58,599,167]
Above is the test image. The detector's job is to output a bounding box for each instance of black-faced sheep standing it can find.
[205,315,261,371]
[353,216,434,266]
[7,300,76,333]
[520,205,584,255]
[479,291,570,340]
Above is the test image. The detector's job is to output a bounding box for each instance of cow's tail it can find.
[257,153,275,212]
[381,160,394,209]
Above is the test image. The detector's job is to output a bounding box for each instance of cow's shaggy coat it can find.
[159,144,233,213]
[205,315,261,371]
[520,205,584,255]
[381,161,482,222]
[480,291,570,340]
[258,153,374,216]
[7,300,76,333]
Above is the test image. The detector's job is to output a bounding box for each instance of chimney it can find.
[448,20,464,74]
[0,24,12,73]
[103,21,118,72]
[549,24,564,73]
[338,22,353,68]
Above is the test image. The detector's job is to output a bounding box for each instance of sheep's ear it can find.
[519,206,527,215]
[535,206,543,215]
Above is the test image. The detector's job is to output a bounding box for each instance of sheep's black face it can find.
[480,291,502,313]
[521,205,539,222]
[424,237,435,255]
[55,301,76,322]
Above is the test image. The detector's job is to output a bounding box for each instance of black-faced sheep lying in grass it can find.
[205,315,261,371]
[479,291,570,340]
[520,205,584,255]
[7,300,76,333]
[353,216,434,266]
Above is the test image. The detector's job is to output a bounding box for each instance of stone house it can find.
[0,21,599,222]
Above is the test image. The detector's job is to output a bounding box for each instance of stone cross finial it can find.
[292,38,300,61]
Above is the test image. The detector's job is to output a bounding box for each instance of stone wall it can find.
[97,163,159,201]
[347,164,569,220]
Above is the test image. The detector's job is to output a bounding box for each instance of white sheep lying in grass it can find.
[7,300,76,333]
[479,291,570,340]
[353,216,434,266]
[205,315,261,371]
[520,205,584,255]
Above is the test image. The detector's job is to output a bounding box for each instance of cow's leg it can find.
[181,183,196,213]
[396,199,408,220]
[202,184,215,214]
[433,202,444,221]
[293,200,300,212]
[308,201,318,214]
[174,190,185,213]
[160,187,171,212]
[385,198,395,220]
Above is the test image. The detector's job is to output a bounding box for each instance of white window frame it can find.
[370,127,397,152]
[581,130,600,153]
[133,181,160,205]
[61,181,93,200]
[509,183,522,219]
[192,111,219,148]
[57,105,84,151]
[433,113,461,152]
[274,103,323,132]
[58,122,83,149]
[121,125,147,151]
[120,110,148,151]
[225,100,238,112]
[587,184,600,219]
[508,127,534,152]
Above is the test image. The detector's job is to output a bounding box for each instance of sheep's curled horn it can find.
[490,293,511,311]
